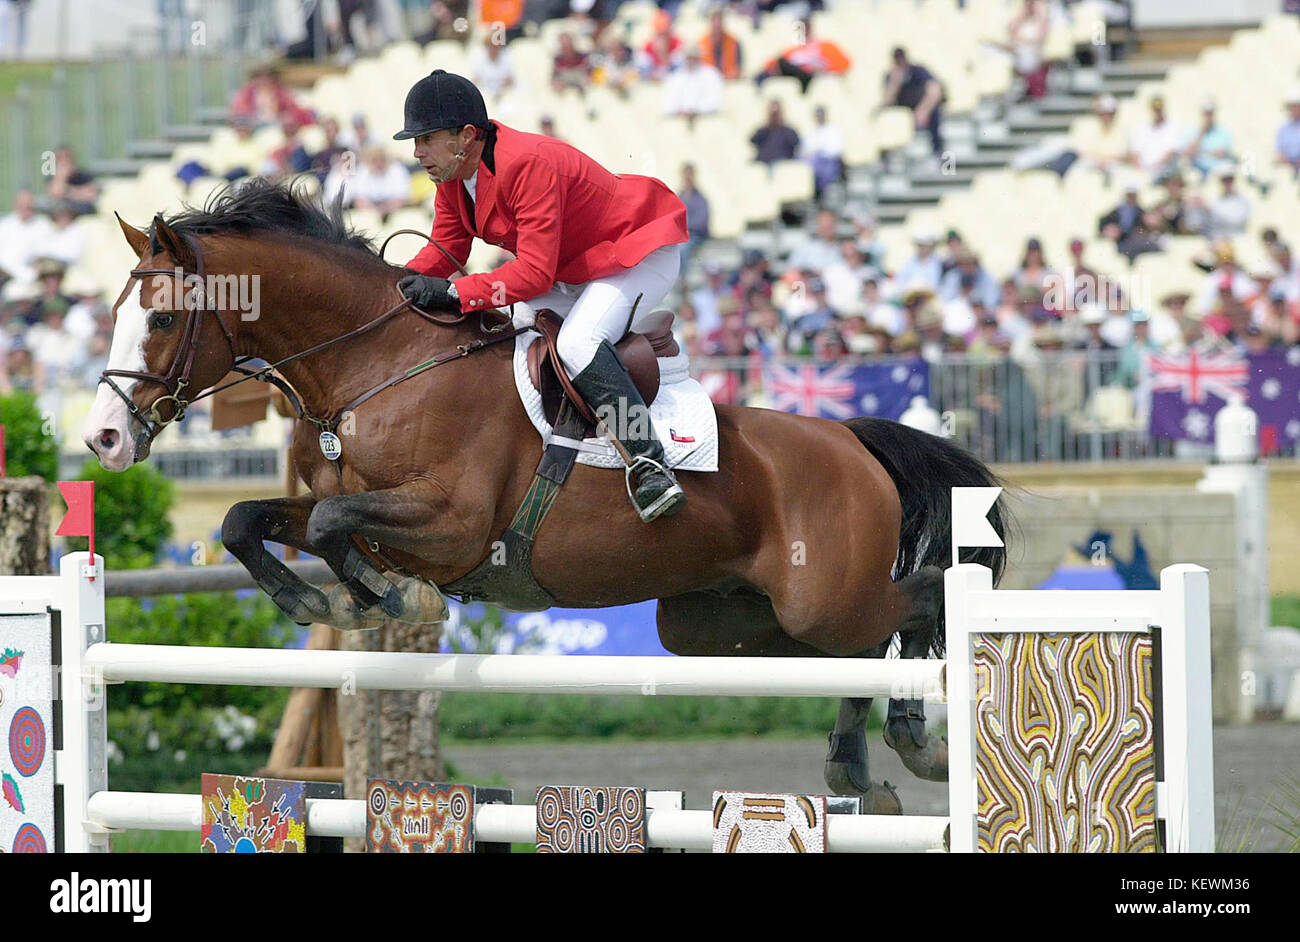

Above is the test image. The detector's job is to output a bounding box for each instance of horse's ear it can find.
[151,215,197,270]
[116,213,150,258]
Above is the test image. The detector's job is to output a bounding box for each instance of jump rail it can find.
[2,550,1215,853]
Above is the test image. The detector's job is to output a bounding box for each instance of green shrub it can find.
[0,391,58,480]
[63,458,174,568]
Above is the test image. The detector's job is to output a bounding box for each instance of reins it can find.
[100,227,527,470]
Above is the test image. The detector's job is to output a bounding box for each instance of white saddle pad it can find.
[512,333,719,472]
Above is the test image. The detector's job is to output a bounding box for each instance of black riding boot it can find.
[570,340,687,521]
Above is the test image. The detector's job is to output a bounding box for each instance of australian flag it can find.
[765,358,929,420]
[1148,347,1300,452]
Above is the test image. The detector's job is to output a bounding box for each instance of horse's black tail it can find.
[842,417,1010,655]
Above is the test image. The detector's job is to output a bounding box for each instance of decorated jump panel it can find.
[711,791,828,853]
[0,611,55,853]
[535,785,647,853]
[972,632,1156,853]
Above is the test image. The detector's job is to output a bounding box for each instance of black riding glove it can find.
[398,274,458,311]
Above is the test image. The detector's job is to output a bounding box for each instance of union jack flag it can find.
[1147,349,1248,404]
[767,362,859,418]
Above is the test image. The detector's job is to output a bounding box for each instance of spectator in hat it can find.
[552,32,591,94]
[940,248,999,310]
[22,257,74,327]
[1271,241,1300,301]
[676,163,710,277]
[756,16,851,95]
[1188,162,1250,241]
[1183,100,1234,179]
[662,45,723,126]
[43,146,98,215]
[0,338,44,395]
[1154,169,1192,234]
[800,105,845,199]
[1077,94,1127,177]
[698,8,743,80]
[881,46,945,158]
[786,209,841,275]
[1276,85,1300,174]
[892,229,943,296]
[470,33,516,99]
[750,100,800,166]
[1126,95,1183,179]
[1099,183,1144,243]
[1115,308,1159,388]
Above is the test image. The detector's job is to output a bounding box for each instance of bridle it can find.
[98,225,524,469]
[99,230,240,455]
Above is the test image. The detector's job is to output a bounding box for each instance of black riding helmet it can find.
[393,69,490,140]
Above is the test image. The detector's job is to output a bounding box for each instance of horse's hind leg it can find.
[881,566,948,782]
[657,589,901,813]
[824,639,902,814]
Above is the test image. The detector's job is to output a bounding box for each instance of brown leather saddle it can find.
[525,307,680,427]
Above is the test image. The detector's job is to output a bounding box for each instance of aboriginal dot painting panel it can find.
[534,785,646,853]
[366,780,475,853]
[973,632,1156,853]
[0,614,54,853]
[201,773,308,853]
[711,791,827,853]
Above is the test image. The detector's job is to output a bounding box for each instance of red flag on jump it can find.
[56,480,95,561]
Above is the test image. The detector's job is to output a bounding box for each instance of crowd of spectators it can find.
[4,0,1299,434]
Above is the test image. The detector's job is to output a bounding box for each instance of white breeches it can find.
[516,243,681,375]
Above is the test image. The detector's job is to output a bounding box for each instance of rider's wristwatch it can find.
[446,281,458,299]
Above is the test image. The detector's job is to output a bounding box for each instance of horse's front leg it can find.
[305,481,467,630]
[221,495,332,626]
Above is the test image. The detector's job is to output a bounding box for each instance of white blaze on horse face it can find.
[82,287,150,471]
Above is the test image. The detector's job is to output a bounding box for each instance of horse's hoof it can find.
[883,729,949,782]
[863,780,903,815]
[393,576,448,624]
[323,583,387,631]
[269,581,331,625]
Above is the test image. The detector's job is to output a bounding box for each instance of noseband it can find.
[99,232,239,452]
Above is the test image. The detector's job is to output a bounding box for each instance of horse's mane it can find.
[159,177,381,259]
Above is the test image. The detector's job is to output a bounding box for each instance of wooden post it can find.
[0,477,50,575]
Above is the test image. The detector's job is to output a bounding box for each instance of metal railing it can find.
[690,349,1259,465]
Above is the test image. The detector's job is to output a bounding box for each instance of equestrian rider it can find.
[394,70,690,522]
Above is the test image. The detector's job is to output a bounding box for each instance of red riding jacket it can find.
[407,120,689,313]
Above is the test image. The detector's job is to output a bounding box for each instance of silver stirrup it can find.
[624,456,684,522]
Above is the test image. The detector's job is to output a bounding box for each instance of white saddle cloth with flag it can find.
[511,333,719,472]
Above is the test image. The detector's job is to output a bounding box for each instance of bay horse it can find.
[83,181,1007,810]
